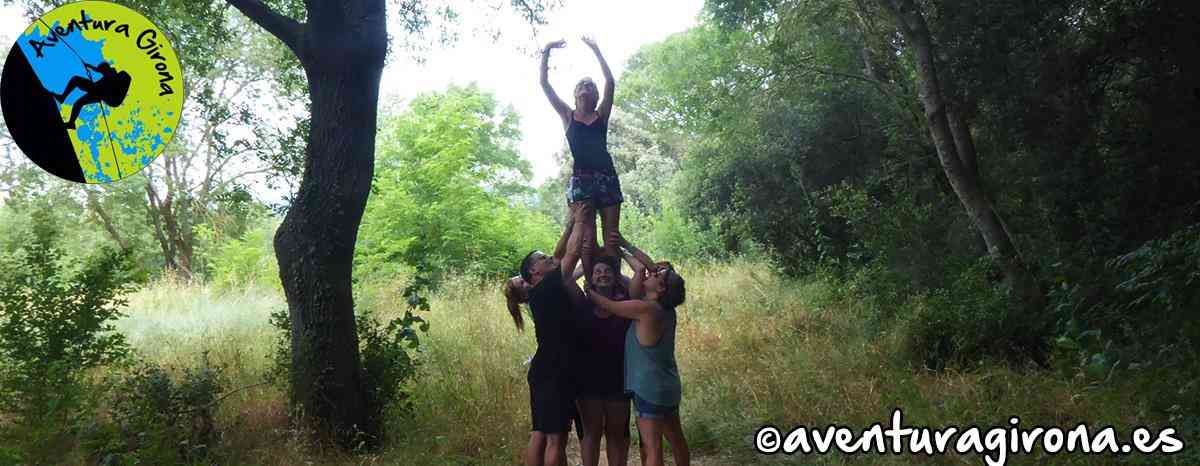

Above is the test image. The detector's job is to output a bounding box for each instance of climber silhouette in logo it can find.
[52,61,131,130]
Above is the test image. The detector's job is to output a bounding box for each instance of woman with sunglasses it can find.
[575,240,690,466]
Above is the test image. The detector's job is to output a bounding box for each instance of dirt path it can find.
[564,441,734,466]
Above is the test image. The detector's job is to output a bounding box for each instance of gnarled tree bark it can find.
[226,0,385,446]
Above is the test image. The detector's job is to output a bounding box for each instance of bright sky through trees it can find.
[0,2,703,186]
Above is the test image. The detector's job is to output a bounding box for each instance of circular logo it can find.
[1,1,184,183]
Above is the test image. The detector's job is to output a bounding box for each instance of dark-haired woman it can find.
[586,240,689,466]
[571,252,645,466]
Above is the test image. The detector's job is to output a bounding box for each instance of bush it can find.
[268,289,427,446]
[898,259,1049,369]
[1048,224,1199,449]
[207,218,281,291]
[85,354,229,465]
[0,209,135,462]
[621,200,728,265]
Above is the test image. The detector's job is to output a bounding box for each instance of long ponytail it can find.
[503,277,528,332]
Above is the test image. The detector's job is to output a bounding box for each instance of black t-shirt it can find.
[527,267,575,381]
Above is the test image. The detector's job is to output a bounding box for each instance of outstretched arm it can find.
[582,36,615,120]
[539,40,571,127]
[589,292,657,321]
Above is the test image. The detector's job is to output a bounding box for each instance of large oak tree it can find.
[222,0,550,445]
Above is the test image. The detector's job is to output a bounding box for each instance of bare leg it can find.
[636,417,664,466]
[605,399,632,466]
[526,431,547,466]
[600,204,624,260]
[544,433,567,466]
[663,414,690,466]
[577,399,605,466]
[65,93,103,129]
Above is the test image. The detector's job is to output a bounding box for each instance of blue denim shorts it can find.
[631,393,678,420]
[566,169,624,209]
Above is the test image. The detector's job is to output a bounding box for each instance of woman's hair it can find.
[503,277,529,332]
[658,266,686,310]
[594,254,620,274]
[576,76,596,90]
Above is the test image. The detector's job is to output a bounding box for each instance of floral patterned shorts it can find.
[566,169,624,208]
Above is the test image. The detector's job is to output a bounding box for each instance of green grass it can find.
[48,260,1190,465]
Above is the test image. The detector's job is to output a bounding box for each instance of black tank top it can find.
[565,115,616,175]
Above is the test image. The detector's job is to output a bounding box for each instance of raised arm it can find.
[622,238,656,272]
[560,207,590,308]
[552,204,577,260]
[582,36,615,120]
[620,247,646,272]
[620,248,645,297]
[539,39,571,127]
[622,239,655,299]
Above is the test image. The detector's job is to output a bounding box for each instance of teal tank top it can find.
[623,305,681,406]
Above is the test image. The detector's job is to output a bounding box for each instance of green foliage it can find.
[357,305,427,433]
[0,167,157,280]
[1046,224,1200,461]
[1050,223,1200,381]
[268,301,427,444]
[617,0,1200,371]
[206,217,281,291]
[0,211,133,415]
[358,84,557,282]
[898,259,1047,369]
[621,20,895,273]
[621,198,727,264]
[0,210,135,463]
[85,354,229,465]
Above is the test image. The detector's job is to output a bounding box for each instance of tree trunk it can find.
[144,183,179,272]
[160,194,194,278]
[228,0,387,447]
[144,182,193,279]
[85,190,130,251]
[879,0,1045,315]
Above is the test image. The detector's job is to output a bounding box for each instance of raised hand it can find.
[571,202,595,225]
[544,39,566,52]
[580,35,598,49]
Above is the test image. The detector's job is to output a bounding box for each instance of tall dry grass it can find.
[100,260,1183,465]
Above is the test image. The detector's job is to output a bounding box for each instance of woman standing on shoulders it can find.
[539,36,627,286]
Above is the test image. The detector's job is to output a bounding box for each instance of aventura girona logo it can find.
[1,1,184,183]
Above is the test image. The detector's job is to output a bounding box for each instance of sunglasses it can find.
[654,265,673,295]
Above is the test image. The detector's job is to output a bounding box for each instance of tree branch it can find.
[86,189,130,251]
[225,0,304,53]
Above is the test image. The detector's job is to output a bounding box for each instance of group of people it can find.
[501,37,690,466]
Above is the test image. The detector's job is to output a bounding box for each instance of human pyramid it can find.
[502,37,690,466]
